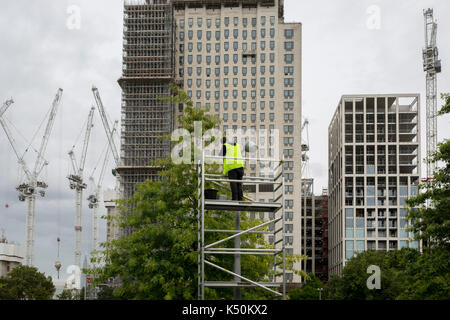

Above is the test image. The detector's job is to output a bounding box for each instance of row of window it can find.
[180,16,277,28]
[180,65,295,77]
[181,53,294,65]
[186,77,291,88]
[179,28,278,41]
[222,113,276,122]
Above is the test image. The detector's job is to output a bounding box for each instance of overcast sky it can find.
[0,0,449,279]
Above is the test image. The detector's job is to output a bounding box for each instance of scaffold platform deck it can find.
[204,200,282,212]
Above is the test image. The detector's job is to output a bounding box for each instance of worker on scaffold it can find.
[222,136,245,201]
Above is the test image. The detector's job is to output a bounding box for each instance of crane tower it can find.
[68,107,95,267]
[422,8,442,180]
[0,89,63,266]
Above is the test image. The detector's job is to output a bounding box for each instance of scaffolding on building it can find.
[197,151,287,300]
[119,1,176,207]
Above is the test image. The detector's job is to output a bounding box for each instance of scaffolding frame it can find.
[197,152,286,300]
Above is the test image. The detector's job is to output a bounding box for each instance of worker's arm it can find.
[223,144,227,156]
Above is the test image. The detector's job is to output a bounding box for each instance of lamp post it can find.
[317,287,323,300]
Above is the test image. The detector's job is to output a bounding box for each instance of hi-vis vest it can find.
[223,143,244,175]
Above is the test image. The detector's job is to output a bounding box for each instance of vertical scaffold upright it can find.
[198,151,286,300]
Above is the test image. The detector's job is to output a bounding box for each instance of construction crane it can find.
[91,87,120,169]
[0,99,14,117]
[422,8,442,180]
[87,121,117,256]
[68,106,95,268]
[301,118,311,178]
[0,89,63,266]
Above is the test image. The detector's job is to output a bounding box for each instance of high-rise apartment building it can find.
[328,94,421,275]
[120,0,302,282]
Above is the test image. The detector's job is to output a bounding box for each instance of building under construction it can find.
[301,181,328,283]
[118,0,176,204]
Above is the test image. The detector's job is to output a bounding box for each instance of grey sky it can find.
[0,0,449,279]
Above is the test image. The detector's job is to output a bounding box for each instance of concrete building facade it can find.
[0,235,25,277]
[120,0,302,283]
[328,94,421,275]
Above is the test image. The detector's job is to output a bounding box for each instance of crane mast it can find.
[68,106,95,268]
[91,87,120,167]
[423,8,441,180]
[0,89,63,266]
[88,121,117,256]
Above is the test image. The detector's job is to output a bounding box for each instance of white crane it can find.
[422,8,441,181]
[0,89,63,266]
[301,118,310,177]
[91,87,122,239]
[87,121,118,256]
[91,87,120,168]
[0,99,14,117]
[68,106,95,268]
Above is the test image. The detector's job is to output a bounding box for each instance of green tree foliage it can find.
[405,93,450,249]
[288,274,324,300]
[324,249,420,300]
[397,247,450,300]
[57,288,81,300]
[92,85,304,300]
[0,266,55,300]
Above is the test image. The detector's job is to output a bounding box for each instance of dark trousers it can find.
[228,167,244,201]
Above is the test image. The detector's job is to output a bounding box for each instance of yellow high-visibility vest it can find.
[223,143,244,175]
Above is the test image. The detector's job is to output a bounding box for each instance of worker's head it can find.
[222,136,227,144]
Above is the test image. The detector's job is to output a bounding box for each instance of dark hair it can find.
[222,136,227,144]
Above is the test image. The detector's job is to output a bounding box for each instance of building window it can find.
[270,41,275,50]
[285,41,294,51]
[270,28,275,38]
[285,54,294,63]
[285,29,294,38]
[261,29,266,38]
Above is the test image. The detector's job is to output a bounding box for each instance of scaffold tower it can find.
[197,151,287,300]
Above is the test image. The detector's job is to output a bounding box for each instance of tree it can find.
[288,274,324,300]
[405,93,450,249]
[323,248,450,300]
[96,286,117,300]
[57,288,81,300]
[0,265,55,300]
[397,247,450,300]
[323,249,419,300]
[92,85,304,300]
